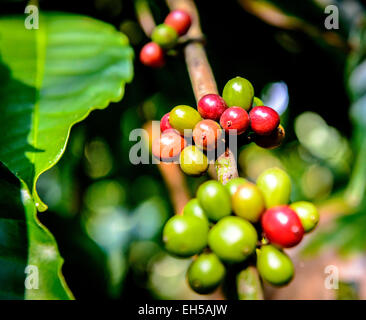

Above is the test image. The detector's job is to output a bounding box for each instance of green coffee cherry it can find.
[236,266,263,300]
[183,198,209,226]
[257,245,294,286]
[222,76,254,110]
[225,177,248,197]
[151,24,178,49]
[169,105,202,135]
[252,97,264,107]
[197,180,231,221]
[232,182,265,223]
[163,215,208,257]
[290,201,319,233]
[256,167,291,208]
[208,216,258,263]
[187,253,226,294]
[179,146,208,176]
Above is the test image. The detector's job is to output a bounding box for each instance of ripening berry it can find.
[193,119,223,150]
[197,94,228,121]
[225,177,248,197]
[179,145,208,176]
[249,106,280,136]
[164,10,192,36]
[290,201,319,233]
[232,182,265,223]
[220,107,250,135]
[140,42,165,68]
[169,105,202,135]
[151,24,178,49]
[152,129,186,161]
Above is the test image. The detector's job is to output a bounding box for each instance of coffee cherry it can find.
[257,245,294,286]
[197,180,231,221]
[193,119,223,150]
[290,201,319,233]
[220,107,250,135]
[164,10,192,36]
[140,42,165,68]
[254,124,285,149]
[252,97,264,107]
[151,24,178,49]
[163,215,208,257]
[208,216,258,263]
[152,129,187,161]
[180,145,208,176]
[187,253,225,294]
[232,182,265,223]
[169,105,202,135]
[261,205,304,248]
[225,177,248,197]
[183,198,209,226]
[160,113,172,132]
[249,106,280,136]
[197,94,228,121]
[222,76,254,110]
[256,167,291,208]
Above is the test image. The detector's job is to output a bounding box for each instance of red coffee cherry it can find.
[249,106,280,136]
[139,42,165,68]
[220,107,250,135]
[160,113,172,132]
[261,205,304,248]
[164,10,192,36]
[152,129,186,161]
[197,94,228,121]
[193,119,223,150]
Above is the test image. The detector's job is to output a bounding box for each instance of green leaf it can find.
[0,164,73,299]
[0,13,134,211]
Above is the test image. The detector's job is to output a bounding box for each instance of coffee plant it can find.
[0,0,366,301]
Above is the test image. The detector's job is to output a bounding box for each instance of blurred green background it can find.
[2,0,366,299]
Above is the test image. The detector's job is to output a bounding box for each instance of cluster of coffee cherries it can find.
[140,10,192,68]
[162,167,319,294]
[152,76,285,176]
